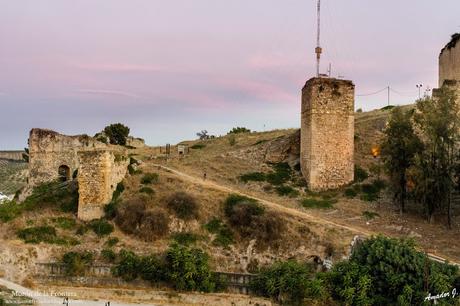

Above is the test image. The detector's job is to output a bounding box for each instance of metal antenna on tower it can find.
[315,0,322,77]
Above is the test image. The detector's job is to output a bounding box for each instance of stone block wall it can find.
[301,77,355,191]
[439,34,460,87]
[26,128,128,221]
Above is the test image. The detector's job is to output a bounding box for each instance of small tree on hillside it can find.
[103,123,130,145]
[196,130,210,140]
[381,107,422,215]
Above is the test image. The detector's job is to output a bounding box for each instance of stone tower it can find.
[439,33,460,87]
[301,77,355,191]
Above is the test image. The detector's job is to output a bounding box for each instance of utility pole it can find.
[315,0,322,77]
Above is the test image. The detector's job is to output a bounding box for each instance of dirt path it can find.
[154,164,460,266]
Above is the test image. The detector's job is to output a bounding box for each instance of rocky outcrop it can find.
[264,130,300,165]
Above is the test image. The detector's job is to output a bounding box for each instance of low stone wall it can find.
[0,151,23,161]
[36,263,256,295]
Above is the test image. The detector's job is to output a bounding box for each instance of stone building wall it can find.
[0,151,23,161]
[439,34,460,87]
[126,136,146,148]
[26,128,128,220]
[301,77,355,191]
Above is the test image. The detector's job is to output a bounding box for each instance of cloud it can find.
[71,63,163,73]
[76,89,140,99]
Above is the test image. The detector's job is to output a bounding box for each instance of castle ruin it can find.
[300,77,355,191]
[26,129,129,221]
[434,33,460,101]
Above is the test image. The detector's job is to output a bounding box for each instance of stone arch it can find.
[58,165,71,182]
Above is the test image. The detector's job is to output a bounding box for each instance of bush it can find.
[228,134,236,146]
[301,198,337,209]
[266,163,292,185]
[17,226,57,244]
[204,218,234,248]
[250,261,327,304]
[172,232,200,245]
[360,180,385,202]
[239,172,266,183]
[141,173,159,185]
[88,219,114,237]
[191,143,206,150]
[224,194,264,229]
[115,198,147,234]
[362,211,380,220]
[165,244,216,292]
[354,165,369,182]
[101,249,116,263]
[105,237,119,247]
[138,209,170,241]
[62,251,93,276]
[139,186,154,195]
[344,187,358,198]
[103,123,130,145]
[166,192,199,220]
[112,249,142,281]
[112,182,125,201]
[275,185,299,197]
[52,217,76,230]
[327,236,459,305]
[228,127,251,134]
[0,201,22,222]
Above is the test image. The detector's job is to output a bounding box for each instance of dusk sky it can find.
[1,0,459,149]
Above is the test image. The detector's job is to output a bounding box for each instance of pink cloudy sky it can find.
[0,0,459,149]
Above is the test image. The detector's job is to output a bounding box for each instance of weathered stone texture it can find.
[126,136,146,148]
[301,78,355,191]
[439,34,460,87]
[77,151,128,221]
[26,128,128,220]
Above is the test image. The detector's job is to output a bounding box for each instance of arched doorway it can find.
[58,165,71,182]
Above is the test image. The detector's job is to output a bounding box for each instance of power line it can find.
[356,87,388,97]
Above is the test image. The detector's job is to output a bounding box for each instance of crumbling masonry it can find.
[27,129,129,221]
[301,77,355,191]
[438,33,460,97]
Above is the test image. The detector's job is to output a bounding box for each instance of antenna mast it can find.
[315,0,322,77]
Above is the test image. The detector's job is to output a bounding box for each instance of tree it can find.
[22,147,29,163]
[103,123,130,145]
[412,87,460,226]
[381,107,422,215]
[196,130,210,140]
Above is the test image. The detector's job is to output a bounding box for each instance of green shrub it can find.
[101,249,116,263]
[105,237,119,247]
[360,180,385,202]
[0,201,22,222]
[88,219,114,237]
[327,236,459,305]
[228,134,236,146]
[224,194,264,228]
[112,182,125,201]
[52,217,76,230]
[172,232,200,245]
[354,165,369,182]
[112,249,142,281]
[166,192,199,220]
[141,173,159,184]
[228,127,251,134]
[104,199,120,220]
[165,243,216,292]
[250,261,327,304]
[381,105,395,111]
[17,226,57,244]
[62,251,94,276]
[344,188,358,198]
[266,163,292,185]
[239,172,266,183]
[191,143,206,149]
[204,218,234,248]
[275,185,299,197]
[300,198,337,209]
[362,211,380,220]
[139,186,154,195]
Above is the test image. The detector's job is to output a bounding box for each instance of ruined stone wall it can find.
[439,34,460,87]
[126,136,145,148]
[27,128,128,220]
[77,151,128,221]
[28,129,107,187]
[301,78,355,191]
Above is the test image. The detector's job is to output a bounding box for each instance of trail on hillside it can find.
[154,164,459,266]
